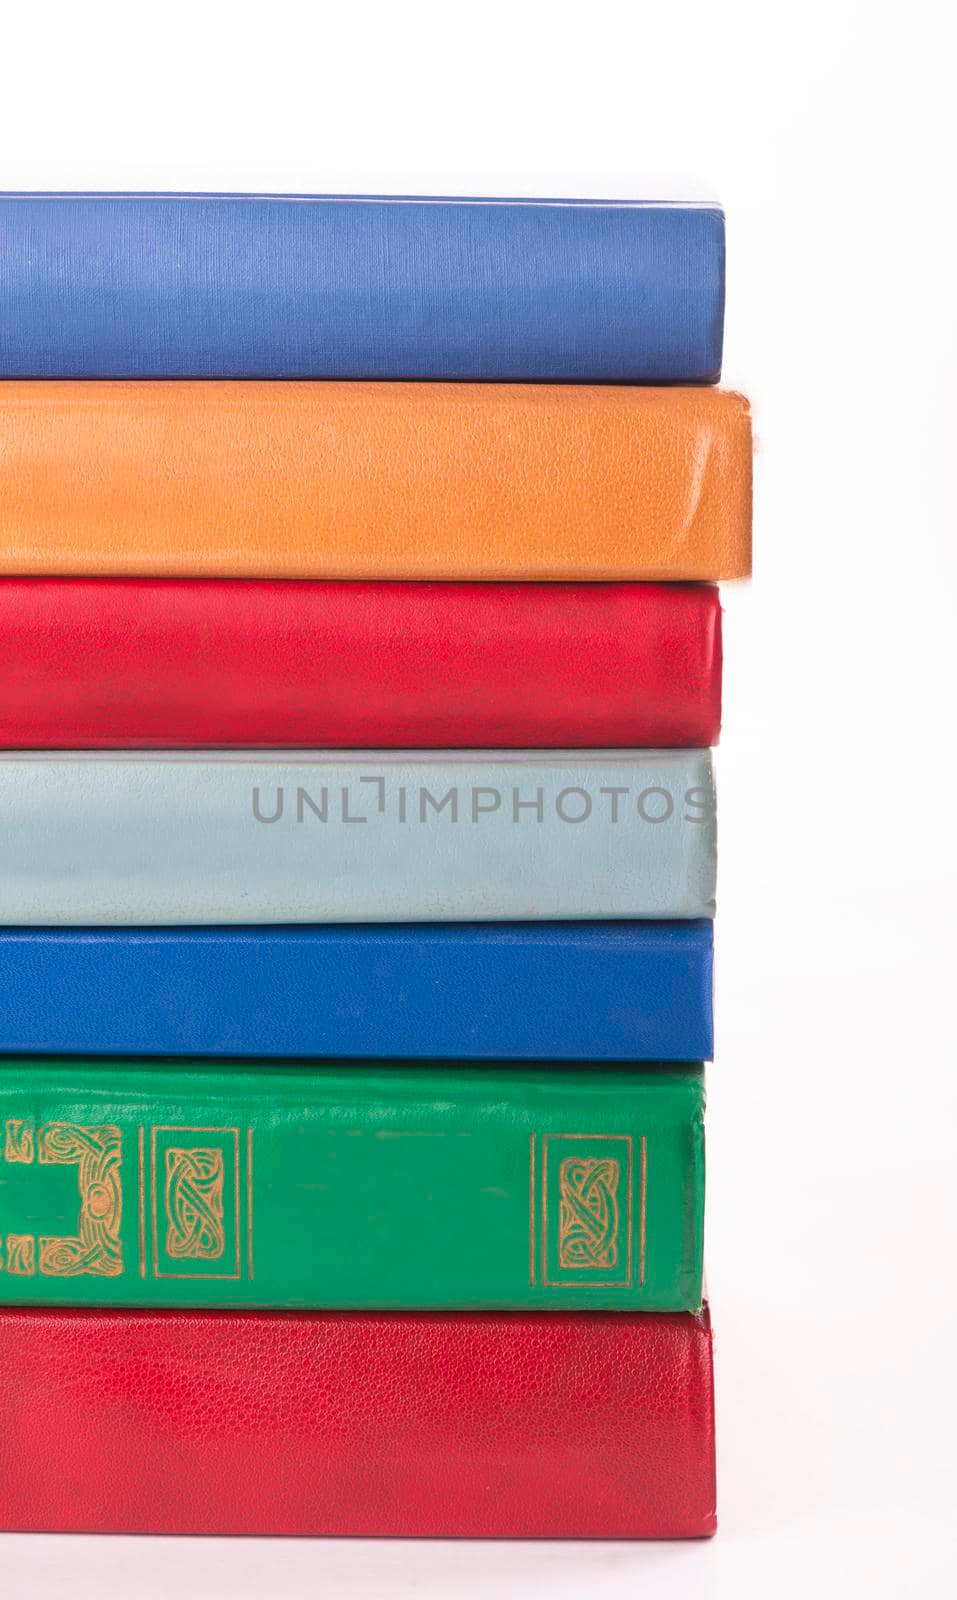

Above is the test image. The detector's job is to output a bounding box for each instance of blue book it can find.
[0,923,713,1061]
[0,193,724,381]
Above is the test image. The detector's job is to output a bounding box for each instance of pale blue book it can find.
[0,751,715,925]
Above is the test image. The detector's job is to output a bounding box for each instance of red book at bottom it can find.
[0,1308,715,1538]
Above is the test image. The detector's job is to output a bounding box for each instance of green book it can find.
[0,1059,704,1312]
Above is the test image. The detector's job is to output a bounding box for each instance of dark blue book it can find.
[0,193,723,381]
[0,922,713,1061]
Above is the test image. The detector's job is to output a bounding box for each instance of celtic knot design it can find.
[164,1148,226,1261]
[558,1157,620,1270]
[37,1123,123,1277]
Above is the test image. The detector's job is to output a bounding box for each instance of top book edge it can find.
[0,192,723,210]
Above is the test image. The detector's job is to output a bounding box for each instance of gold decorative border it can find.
[149,1126,246,1280]
[246,1127,255,1282]
[528,1133,536,1285]
[528,1133,645,1289]
[639,1134,647,1286]
[138,1126,147,1278]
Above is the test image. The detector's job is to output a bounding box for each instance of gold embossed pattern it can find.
[4,1119,34,1163]
[3,1234,35,1275]
[530,1133,642,1290]
[558,1157,620,1270]
[37,1123,123,1277]
[164,1147,226,1261]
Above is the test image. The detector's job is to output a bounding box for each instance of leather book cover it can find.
[0,750,717,924]
[0,578,722,750]
[0,193,724,383]
[0,382,751,580]
[0,1059,703,1311]
[0,922,714,1061]
[0,1305,716,1537]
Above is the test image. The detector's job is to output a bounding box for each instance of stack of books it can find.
[0,193,751,1539]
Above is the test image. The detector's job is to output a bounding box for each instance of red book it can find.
[0,578,721,749]
[0,1307,716,1538]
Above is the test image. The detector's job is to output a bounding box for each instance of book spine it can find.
[0,1306,716,1536]
[0,382,753,580]
[0,923,715,1061]
[0,195,724,382]
[0,751,716,924]
[0,1060,704,1311]
[0,579,722,750]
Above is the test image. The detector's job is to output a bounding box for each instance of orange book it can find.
[0,382,751,580]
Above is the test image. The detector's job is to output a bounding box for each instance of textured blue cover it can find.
[0,923,713,1061]
[0,194,724,381]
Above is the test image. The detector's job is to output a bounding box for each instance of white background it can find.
[2,1,955,1595]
